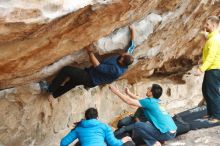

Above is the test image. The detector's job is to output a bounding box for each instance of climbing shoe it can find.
[39,80,49,92]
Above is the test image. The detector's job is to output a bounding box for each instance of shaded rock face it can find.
[0,70,205,146]
[0,0,219,88]
[0,0,220,146]
[0,0,160,88]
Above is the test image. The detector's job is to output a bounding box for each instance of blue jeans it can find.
[114,116,135,139]
[117,116,134,128]
[133,122,176,146]
[123,141,136,146]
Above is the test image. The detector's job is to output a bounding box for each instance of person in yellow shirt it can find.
[196,16,220,123]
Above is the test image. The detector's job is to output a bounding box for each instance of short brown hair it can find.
[207,16,220,25]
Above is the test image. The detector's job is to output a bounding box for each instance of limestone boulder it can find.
[0,0,220,146]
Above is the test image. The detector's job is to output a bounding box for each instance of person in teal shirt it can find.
[109,84,177,146]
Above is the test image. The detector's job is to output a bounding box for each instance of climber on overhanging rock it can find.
[195,15,220,123]
[60,108,135,146]
[109,84,177,146]
[39,25,136,98]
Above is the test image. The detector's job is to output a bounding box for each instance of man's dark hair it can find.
[151,84,163,99]
[122,54,134,66]
[85,108,98,120]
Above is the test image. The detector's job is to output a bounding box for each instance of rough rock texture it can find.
[1,0,220,146]
[0,0,160,88]
[1,0,220,89]
[0,69,205,146]
[123,0,220,84]
[0,0,112,23]
[166,126,220,146]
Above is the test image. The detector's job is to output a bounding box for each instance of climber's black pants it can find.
[174,106,207,122]
[48,66,94,98]
[202,69,220,119]
[174,106,220,136]
[173,106,206,136]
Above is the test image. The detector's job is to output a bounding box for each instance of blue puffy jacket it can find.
[60,119,123,146]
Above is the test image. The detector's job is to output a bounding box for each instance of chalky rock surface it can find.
[0,0,220,146]
[0,69,206,146]
[0,0,160,88]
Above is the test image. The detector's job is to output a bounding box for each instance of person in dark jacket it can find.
[114,107,148,139]
[60,108,134,146]
[40,26,135,98]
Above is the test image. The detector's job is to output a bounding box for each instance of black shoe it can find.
[39,80,49,92]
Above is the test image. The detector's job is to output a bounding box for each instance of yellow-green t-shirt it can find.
[200,30,220,72]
